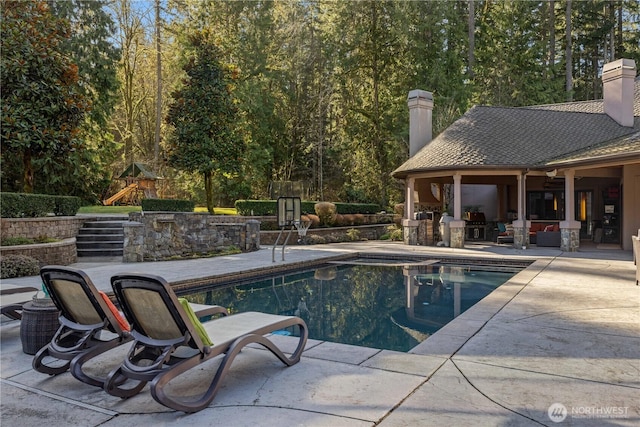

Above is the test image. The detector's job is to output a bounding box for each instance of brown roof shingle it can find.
[392,78,640,178]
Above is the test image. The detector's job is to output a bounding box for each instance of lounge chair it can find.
[34,266,135,388]
[104,273,308,413]
[1,286,38,320]
[35,266,224,391]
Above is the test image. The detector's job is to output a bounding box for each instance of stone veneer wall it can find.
[123,212,260,262]
[0,216,88,240]
[260,224,389,246]
[0,238,77,265]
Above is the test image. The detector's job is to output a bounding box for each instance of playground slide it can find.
[103,183,137,206]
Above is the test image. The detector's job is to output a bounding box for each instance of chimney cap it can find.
[407,89,433,101]
[602,58,636,77]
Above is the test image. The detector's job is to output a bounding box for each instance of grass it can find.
[79,205,237,215]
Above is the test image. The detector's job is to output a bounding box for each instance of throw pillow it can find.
[178,298,213,346]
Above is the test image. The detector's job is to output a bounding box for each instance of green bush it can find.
[141,198,195,212]
[1,237,34,246]
[235,200,380,217]
[234,200,277,216]
[334,202,381,214]
[0,192,55,218]
[53,195,82,216]
[0,254,40,279]
[0,193,81,218]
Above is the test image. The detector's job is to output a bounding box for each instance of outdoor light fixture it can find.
[546,169,558,178]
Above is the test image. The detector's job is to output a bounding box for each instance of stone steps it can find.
[76,219,127,258]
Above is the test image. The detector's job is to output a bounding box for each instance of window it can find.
[527,191,565,220]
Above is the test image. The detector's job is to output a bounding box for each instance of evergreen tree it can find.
[1,1,90,194]
[165,30,244,213]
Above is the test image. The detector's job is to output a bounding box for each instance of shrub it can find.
[142,198,195,212]
[234,200,277,216]
[394,203,405,226]
[315,202,336,227]
[304,214,320,228]
[346,228,361,241]
[341,214,355,226]
[306,234,326,244]
[54,196,83,216]
[0,192,55,218]
[1,237,35,246]
[0,254,40,279]
[334,202,380,214]
[387,224,403,241]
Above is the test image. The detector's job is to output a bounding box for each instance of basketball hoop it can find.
[293,220,312,237]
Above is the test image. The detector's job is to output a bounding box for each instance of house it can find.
[392,58,640,252]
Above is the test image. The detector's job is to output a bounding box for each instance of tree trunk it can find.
[565,0,572,101]
[549,0,555,72]
[154,0,162,171]
[204,170,215,214]
[22,148,34,193]
[468,0,474,78]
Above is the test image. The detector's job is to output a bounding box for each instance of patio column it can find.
[513,172,529,249]
[402,178,420,245]
[449,173,466,248]
[561,169,581,251]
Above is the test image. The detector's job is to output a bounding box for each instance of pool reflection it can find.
[181,263,517,352]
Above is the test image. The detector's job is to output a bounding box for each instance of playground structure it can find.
[103,163,159,206]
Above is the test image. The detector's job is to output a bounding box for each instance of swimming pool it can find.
[180,259,523,352]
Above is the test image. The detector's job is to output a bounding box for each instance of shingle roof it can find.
[392,77,640,178]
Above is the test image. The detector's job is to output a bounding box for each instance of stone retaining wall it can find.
[0,238,77,265]
[0,216,88,240]
[123,212,260,262]
[260,224,389,245]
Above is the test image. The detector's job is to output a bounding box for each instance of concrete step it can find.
[76,220,125,260]
[77,248,124,257]
[76,234,123,242]
[76,241,124,250]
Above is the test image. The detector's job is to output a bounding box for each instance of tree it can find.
[1,1,89,193]
[165,30,243,214]
[43,0,121,201]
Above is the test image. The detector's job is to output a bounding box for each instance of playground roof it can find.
[118,163,159,180]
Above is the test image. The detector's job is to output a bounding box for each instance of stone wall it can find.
[261,224,389,245]
[123,212,260,262]
[0,238,77,265]
[0,216,87,240]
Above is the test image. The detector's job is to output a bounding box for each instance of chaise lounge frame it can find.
[1,286,38,320]
[105,272,308,413]
[34,266,134,387]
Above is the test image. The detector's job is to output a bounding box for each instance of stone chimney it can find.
[602,58,636,127]
[407,90,433,157]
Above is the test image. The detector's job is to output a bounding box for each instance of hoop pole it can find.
[272,228,285,262]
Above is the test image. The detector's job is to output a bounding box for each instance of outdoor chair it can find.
[1,286,38,320]
[34,266,135,388]
[104,272,308,413]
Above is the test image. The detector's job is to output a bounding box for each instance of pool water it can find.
[181,262,521,352]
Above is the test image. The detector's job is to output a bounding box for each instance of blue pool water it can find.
[181,260,522,352]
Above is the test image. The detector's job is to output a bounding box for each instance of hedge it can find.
[141,198,195,212]
[0,192,82,218]
[234,200,381,216]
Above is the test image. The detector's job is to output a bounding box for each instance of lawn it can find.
[78,206,237,215]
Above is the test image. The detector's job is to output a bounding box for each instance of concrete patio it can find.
[1,241,638,426]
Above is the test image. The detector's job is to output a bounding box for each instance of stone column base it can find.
[512,220,530,249]
[449,220,466,248]
[560,220,581,252]
[402,219,420,245]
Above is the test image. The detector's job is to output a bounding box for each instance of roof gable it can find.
[393,78,640,178]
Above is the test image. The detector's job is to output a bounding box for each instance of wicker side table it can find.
[20,299,60,355]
